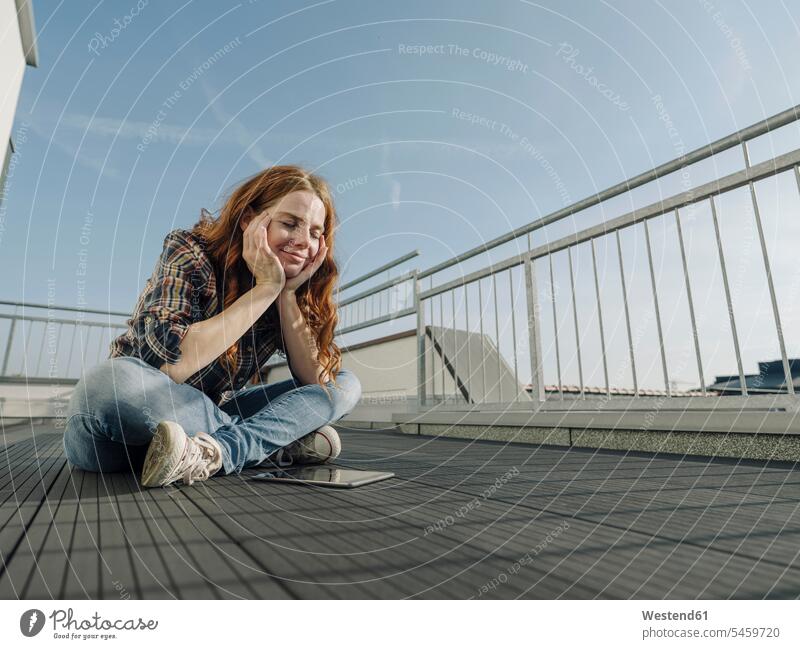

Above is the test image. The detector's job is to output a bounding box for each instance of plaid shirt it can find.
[109,228,286,406]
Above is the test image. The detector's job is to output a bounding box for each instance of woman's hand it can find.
[242,210,285,289]
[283,234,328,294]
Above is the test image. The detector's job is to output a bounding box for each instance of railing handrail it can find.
[337,270,417,308]
[418,144,800,299]
[338,250,419,292]
[0,300,129,318]
[417,102,800,281]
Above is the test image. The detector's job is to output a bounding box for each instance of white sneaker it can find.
[141,420,223,488]
[273,425,341,466]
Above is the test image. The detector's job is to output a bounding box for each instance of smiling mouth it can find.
[281,249,307,262]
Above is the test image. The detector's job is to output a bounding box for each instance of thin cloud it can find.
[28,118,121,179]
[199,78,274,168]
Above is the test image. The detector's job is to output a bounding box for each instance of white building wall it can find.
[0,0,27,154]
[267,333,419,400]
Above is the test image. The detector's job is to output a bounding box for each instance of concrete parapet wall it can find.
[341,419,800,462]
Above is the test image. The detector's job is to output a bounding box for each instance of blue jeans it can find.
[63,356,362,475]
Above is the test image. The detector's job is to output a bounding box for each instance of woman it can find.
[63,165,362,488]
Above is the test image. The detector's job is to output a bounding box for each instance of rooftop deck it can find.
[1,423,799,599]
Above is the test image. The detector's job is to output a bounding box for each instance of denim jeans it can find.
[63,356,362,476]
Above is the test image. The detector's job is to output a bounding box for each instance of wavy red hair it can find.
[190,165,341,391]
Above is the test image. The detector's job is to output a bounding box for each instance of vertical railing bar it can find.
[84,325,94,374]
[35,320,49,377]
[492,272,503,404]
[709,194,748,396]
[52,322,64,378]
[95,326,106,365]
[549,254,563,399]
[465,281,473,404]
[509,267,520,401]
[439,291,445,402]
[66,324,77,378]
[415,273,426,408]
[616,230,639,396]
[429,296,436,405]
[567,247,584,398]
[644,219,671,394]
[743,142,794,395]
[590,238,610,397]
[674,208,706,395]
[20,317,34,376]
[525,234,545,403]
[479,278,487,403]
[2,318,17,376]
[432,297,439,406]
[76,325,87,375]
[451,288,458,403]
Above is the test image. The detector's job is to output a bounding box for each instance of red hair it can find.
[190,165,341,391]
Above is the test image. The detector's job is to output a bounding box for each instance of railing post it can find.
[1,318,16,376]
[524,242,545,403]
[414,271,426,409]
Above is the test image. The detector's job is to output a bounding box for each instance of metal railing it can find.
[337,103,800,413]
[5,104,800,422]
[0,300,129,383]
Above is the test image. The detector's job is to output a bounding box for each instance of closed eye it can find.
[284,221,322,238]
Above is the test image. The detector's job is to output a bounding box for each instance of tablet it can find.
[251,465,395,488]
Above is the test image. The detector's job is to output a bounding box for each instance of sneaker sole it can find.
[141,421,186,487]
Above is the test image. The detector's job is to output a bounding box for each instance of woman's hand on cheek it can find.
[282,234,328,294]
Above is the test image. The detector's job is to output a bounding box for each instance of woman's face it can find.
[245,190,327,279]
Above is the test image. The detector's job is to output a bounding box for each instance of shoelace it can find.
[163,433,220,486]
[271,433,316,468]
[273,448,294,467]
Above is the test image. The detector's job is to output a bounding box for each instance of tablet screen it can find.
[252,465,395,488]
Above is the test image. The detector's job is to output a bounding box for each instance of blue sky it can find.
[4,0,800,389]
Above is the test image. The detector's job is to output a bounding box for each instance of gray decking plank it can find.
[338,432,800,577]
[103,470,217,599]
[188,477,545,598]
[2,426,799,599]
[182,474,778,599]
[58,469,102,598]
[126,473,269,599]
[163,486,293,599]
[0,459,76,598]
[0,439,67,598]
[105,471,173,598]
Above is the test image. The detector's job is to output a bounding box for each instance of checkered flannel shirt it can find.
[109,228,288,406]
